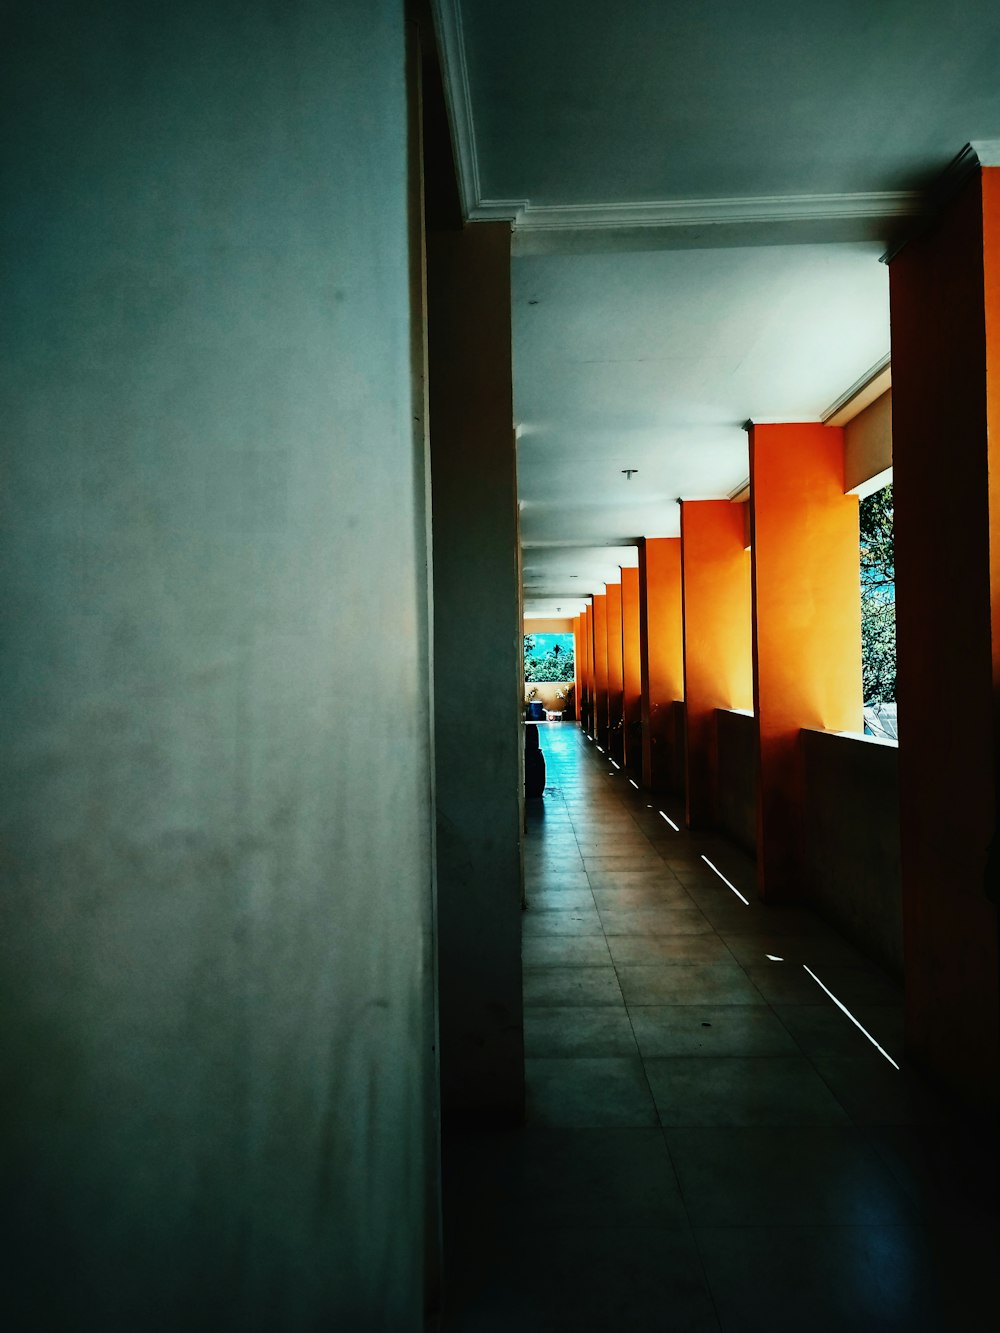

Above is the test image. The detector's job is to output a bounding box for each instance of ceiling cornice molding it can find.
[469,198,524,222]
[430,0,482,219]
[823,354,892,425]
[508,191,922,233]
[882,140,1000,262]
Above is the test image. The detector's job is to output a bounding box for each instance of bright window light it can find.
[802,964,900,1069]
[659,812,679,831]
[700,855,750,906]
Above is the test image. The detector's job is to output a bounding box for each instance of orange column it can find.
[749,423,861,902]
[592,593,609,749]
[889,160,1000,1108]
[583,603,594,736]
[620,566,642,774]
[572,613,583,724]
[639,538,684,791]
[605,582,624,762]
[680,502,752,829]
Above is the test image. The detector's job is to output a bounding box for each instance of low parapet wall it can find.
[801,728,902,977]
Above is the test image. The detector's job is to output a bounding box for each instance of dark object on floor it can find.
[525,724,546,797]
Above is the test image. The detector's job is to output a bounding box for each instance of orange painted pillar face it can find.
[584,603,595,735]
[680,503,752,830]
[592,594,609,748]
[605,582,624,762]
[639,537,684,792]
[889,164,1000,1105]
[620,567,641,773]
[749,422,861,902]
[576,615,584,725]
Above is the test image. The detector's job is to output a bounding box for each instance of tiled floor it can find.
[441,724,998,1332]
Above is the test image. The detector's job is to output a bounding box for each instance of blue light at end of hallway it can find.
[659,812,679,831]
[629,778,639,789]
[700,855,750,906]
[802,964,900,1069]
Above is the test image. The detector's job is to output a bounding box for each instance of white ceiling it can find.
[433,1,1000,613]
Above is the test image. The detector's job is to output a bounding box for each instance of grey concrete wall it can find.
[801,730,903,976]
[428,222,525,1122]
[1,3,435,1328]
[716,709,758,855]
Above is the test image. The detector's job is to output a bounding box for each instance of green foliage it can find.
[859,484,895,705]
[524,635,575,682]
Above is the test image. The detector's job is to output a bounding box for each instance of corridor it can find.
[442,725,997,1332]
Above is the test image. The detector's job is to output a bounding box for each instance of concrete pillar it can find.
[621,567,642,774]
[680,503,753,829]
[889,157,1000,1109]
[427,221,523,1122]
[639,538,684,792]
[572,613,583,723]
[1,3,435,1326]
[592,593,610,749]
[605,582,624,763]
[583,603,595,735]
[748,423,862,903]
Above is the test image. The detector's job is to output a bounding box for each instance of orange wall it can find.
[605,582,624,761]
[639,537,684,790]
[592,593,609,748]
[523,617,574,634]
[749,422,861,902]
[584,604,594,733]
[572,613,583,713]
[621,567,642,772]
[889,165,1000,1108]
[680,502,752,828]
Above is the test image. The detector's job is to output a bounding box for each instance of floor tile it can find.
[865,1124,1000,1223]
[445,1226,720,1332]
[644,1056,851,1126]
[720,931,870,968]
[772,1003,903,1060]
[598,905,715,937]
[522,906,604,936]
[445,1127,686,1230]
[667,1125,915,1226]
[525,871,590,890]
[591,884,694,910]
[810,1056,954,1126]
[695,1223,995,1333]
[525,1057,659,1128]
[522,936,612,969]
[630,1004,799,1057]
[617,963,763,1006]
[524,966,624,1008]
[607,934,735,965]
[745,960,902,1006]
[524,1006,638,1057]
[527,888,595,910]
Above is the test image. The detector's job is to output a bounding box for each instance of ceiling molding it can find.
[509,191,922,233]
[430,0,482,219]
[823,354,892,425]
[882,140,1000,262]
[469,198,524,222]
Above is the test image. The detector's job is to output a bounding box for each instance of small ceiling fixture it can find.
[622,468,638,480]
